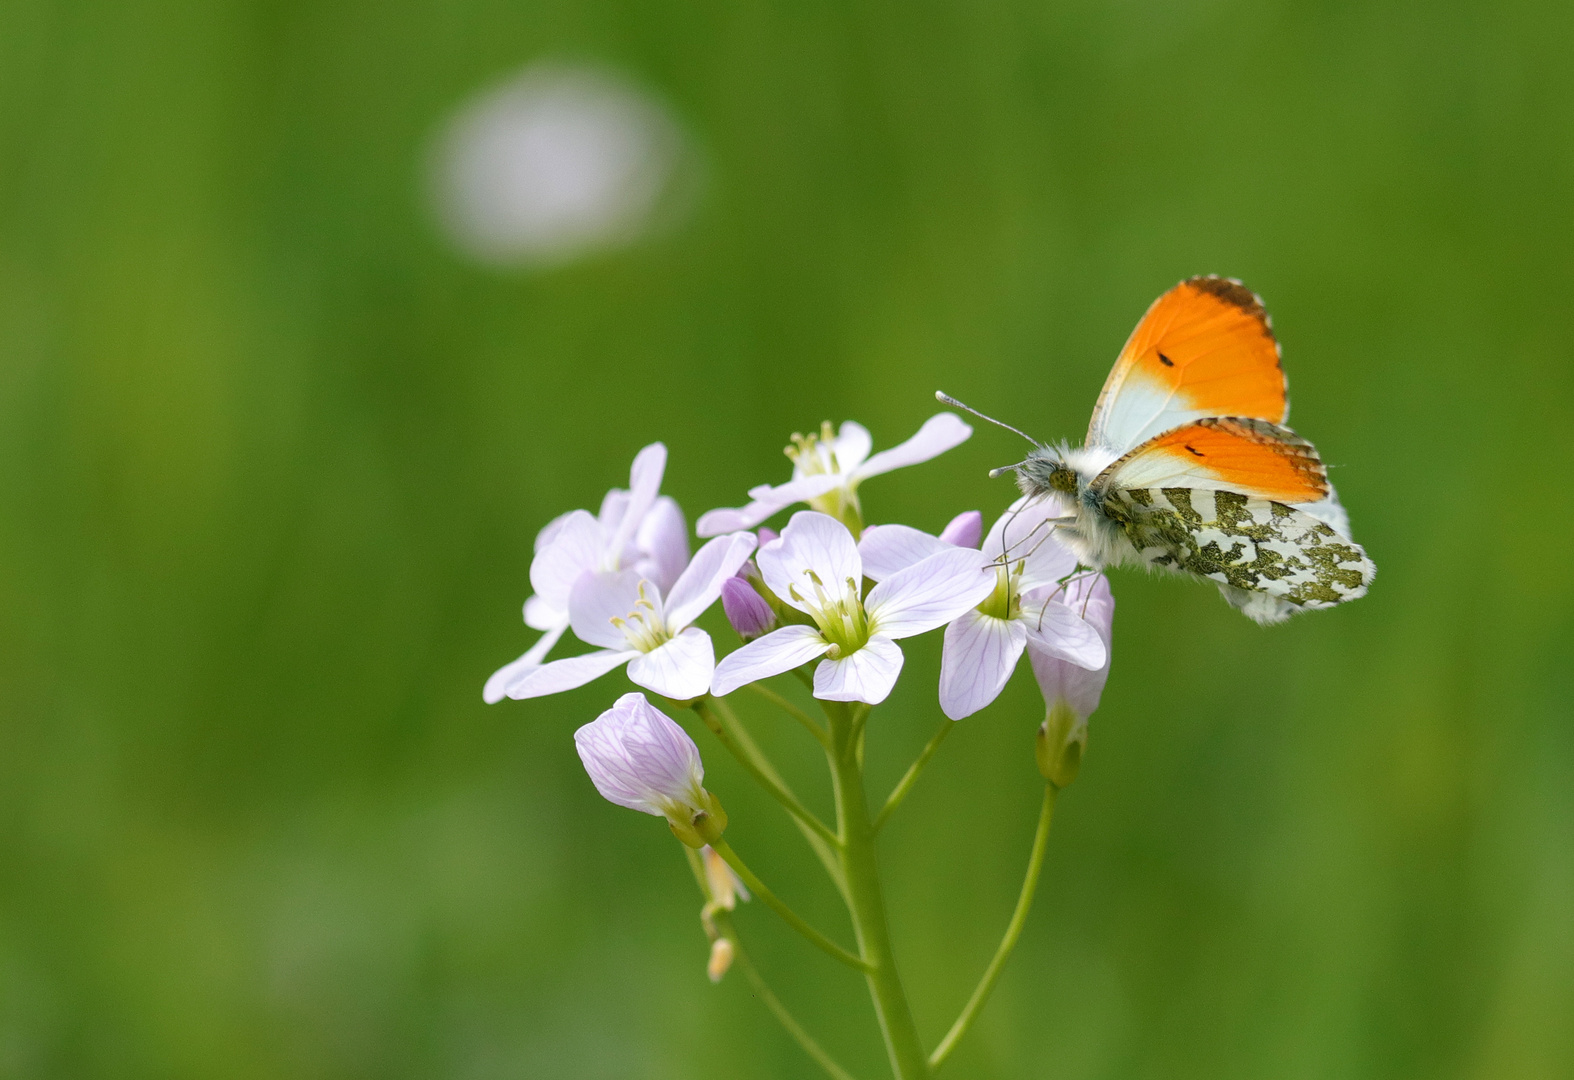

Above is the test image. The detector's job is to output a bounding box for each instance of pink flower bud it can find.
[938,509,983,549]
[574,694,725,845]
[720,575,777,642]
[755,527,779,548]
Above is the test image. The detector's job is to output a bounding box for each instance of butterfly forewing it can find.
[1102,486,1374,622]
[1088,276,1287,453]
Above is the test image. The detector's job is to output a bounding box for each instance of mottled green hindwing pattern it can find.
[1102,487,1374,616]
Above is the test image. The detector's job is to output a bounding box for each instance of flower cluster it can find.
[486,411,1115,797]
[483,410,1120,1068]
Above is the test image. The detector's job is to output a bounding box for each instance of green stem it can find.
[692,699,840,850]
[716,911,862,1080]
[873,717,955,833]
[745,681,830,746]
[928,784,1058,1071]
[710,840,870,973]
[825,703,931,1079]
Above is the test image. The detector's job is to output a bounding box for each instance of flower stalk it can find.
[824,701,931,1080]
[929,783,1058,1071]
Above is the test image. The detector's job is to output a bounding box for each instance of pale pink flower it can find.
[711,511,996,704]
[503,531,757,701]
[485,443,688,703]
[695,414,972,537]
[1028,572,1114,722]
[575,692,710,817]
[859,496,1107,721]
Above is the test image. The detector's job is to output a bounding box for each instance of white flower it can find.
[859,496,1108,721]
[484,442,688,703]
[503,531,757,701]
[574,693,725,846]
[711,511,997,704]
[1028,572,1114,722]
[695,413,972,537]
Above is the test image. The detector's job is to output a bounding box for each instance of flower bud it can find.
[755,527,779,548]
[1036,699,1087,788]
[720,575,777,642]
[574,692,727,846]
[938,509,983,549]
[702,845,750,910]
[707,937,735,982]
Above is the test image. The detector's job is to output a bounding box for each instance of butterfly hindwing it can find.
[1101,485,1374,624]
[1088,276,1287,453]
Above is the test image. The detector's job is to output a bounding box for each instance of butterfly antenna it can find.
[935,391,1042,447]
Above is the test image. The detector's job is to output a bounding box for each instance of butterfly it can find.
[941,275,1374,624]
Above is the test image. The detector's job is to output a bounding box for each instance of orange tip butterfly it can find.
[942,275,1374,624]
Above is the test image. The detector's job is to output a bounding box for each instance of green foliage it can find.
[2,0,1572,1076]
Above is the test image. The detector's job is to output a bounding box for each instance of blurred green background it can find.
[3,0,1572,1077]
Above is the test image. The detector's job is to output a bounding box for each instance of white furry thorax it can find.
[1014,441,1135,570]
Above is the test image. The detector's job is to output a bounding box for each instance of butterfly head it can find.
[1010,445,1079,501]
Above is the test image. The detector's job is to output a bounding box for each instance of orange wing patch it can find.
[1095,417,1329,504]
[1088,277,1287,451]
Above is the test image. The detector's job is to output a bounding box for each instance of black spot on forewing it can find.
[1158,352,1174,367]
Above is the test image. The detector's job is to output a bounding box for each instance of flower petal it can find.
[696,475,842,537]
[982,495,1076,592]
[505,648,637,699]
[1028,575,1114,719]
[1022,599,1107,670]
[938,510,983,549]
[569,570,647,649]
[528,509,603,608]
[606,442,667,565]
[627,627,715,700]
[864,546,996,639]
[757,511,862,616]
[635,496,690,595]
[858,524,950,582]
[852,412,971,480]
[482,618,569,704]
[524,594,564,631]
[1064,572,1115,643]
[598,487,629,533]
[813,635,904,703]
[711,625,831,697]
[938,610,1028,720]
[831,421,872,472]
[534,510,578,555]
[664,532,758,631]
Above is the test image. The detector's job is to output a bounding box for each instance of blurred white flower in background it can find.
[432,62,693,266]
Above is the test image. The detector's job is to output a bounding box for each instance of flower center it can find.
[609,581,671,653]
[977,562,1022,621]
[783,422,863,534]
[788,569,869,658]
[783,422,842,477]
